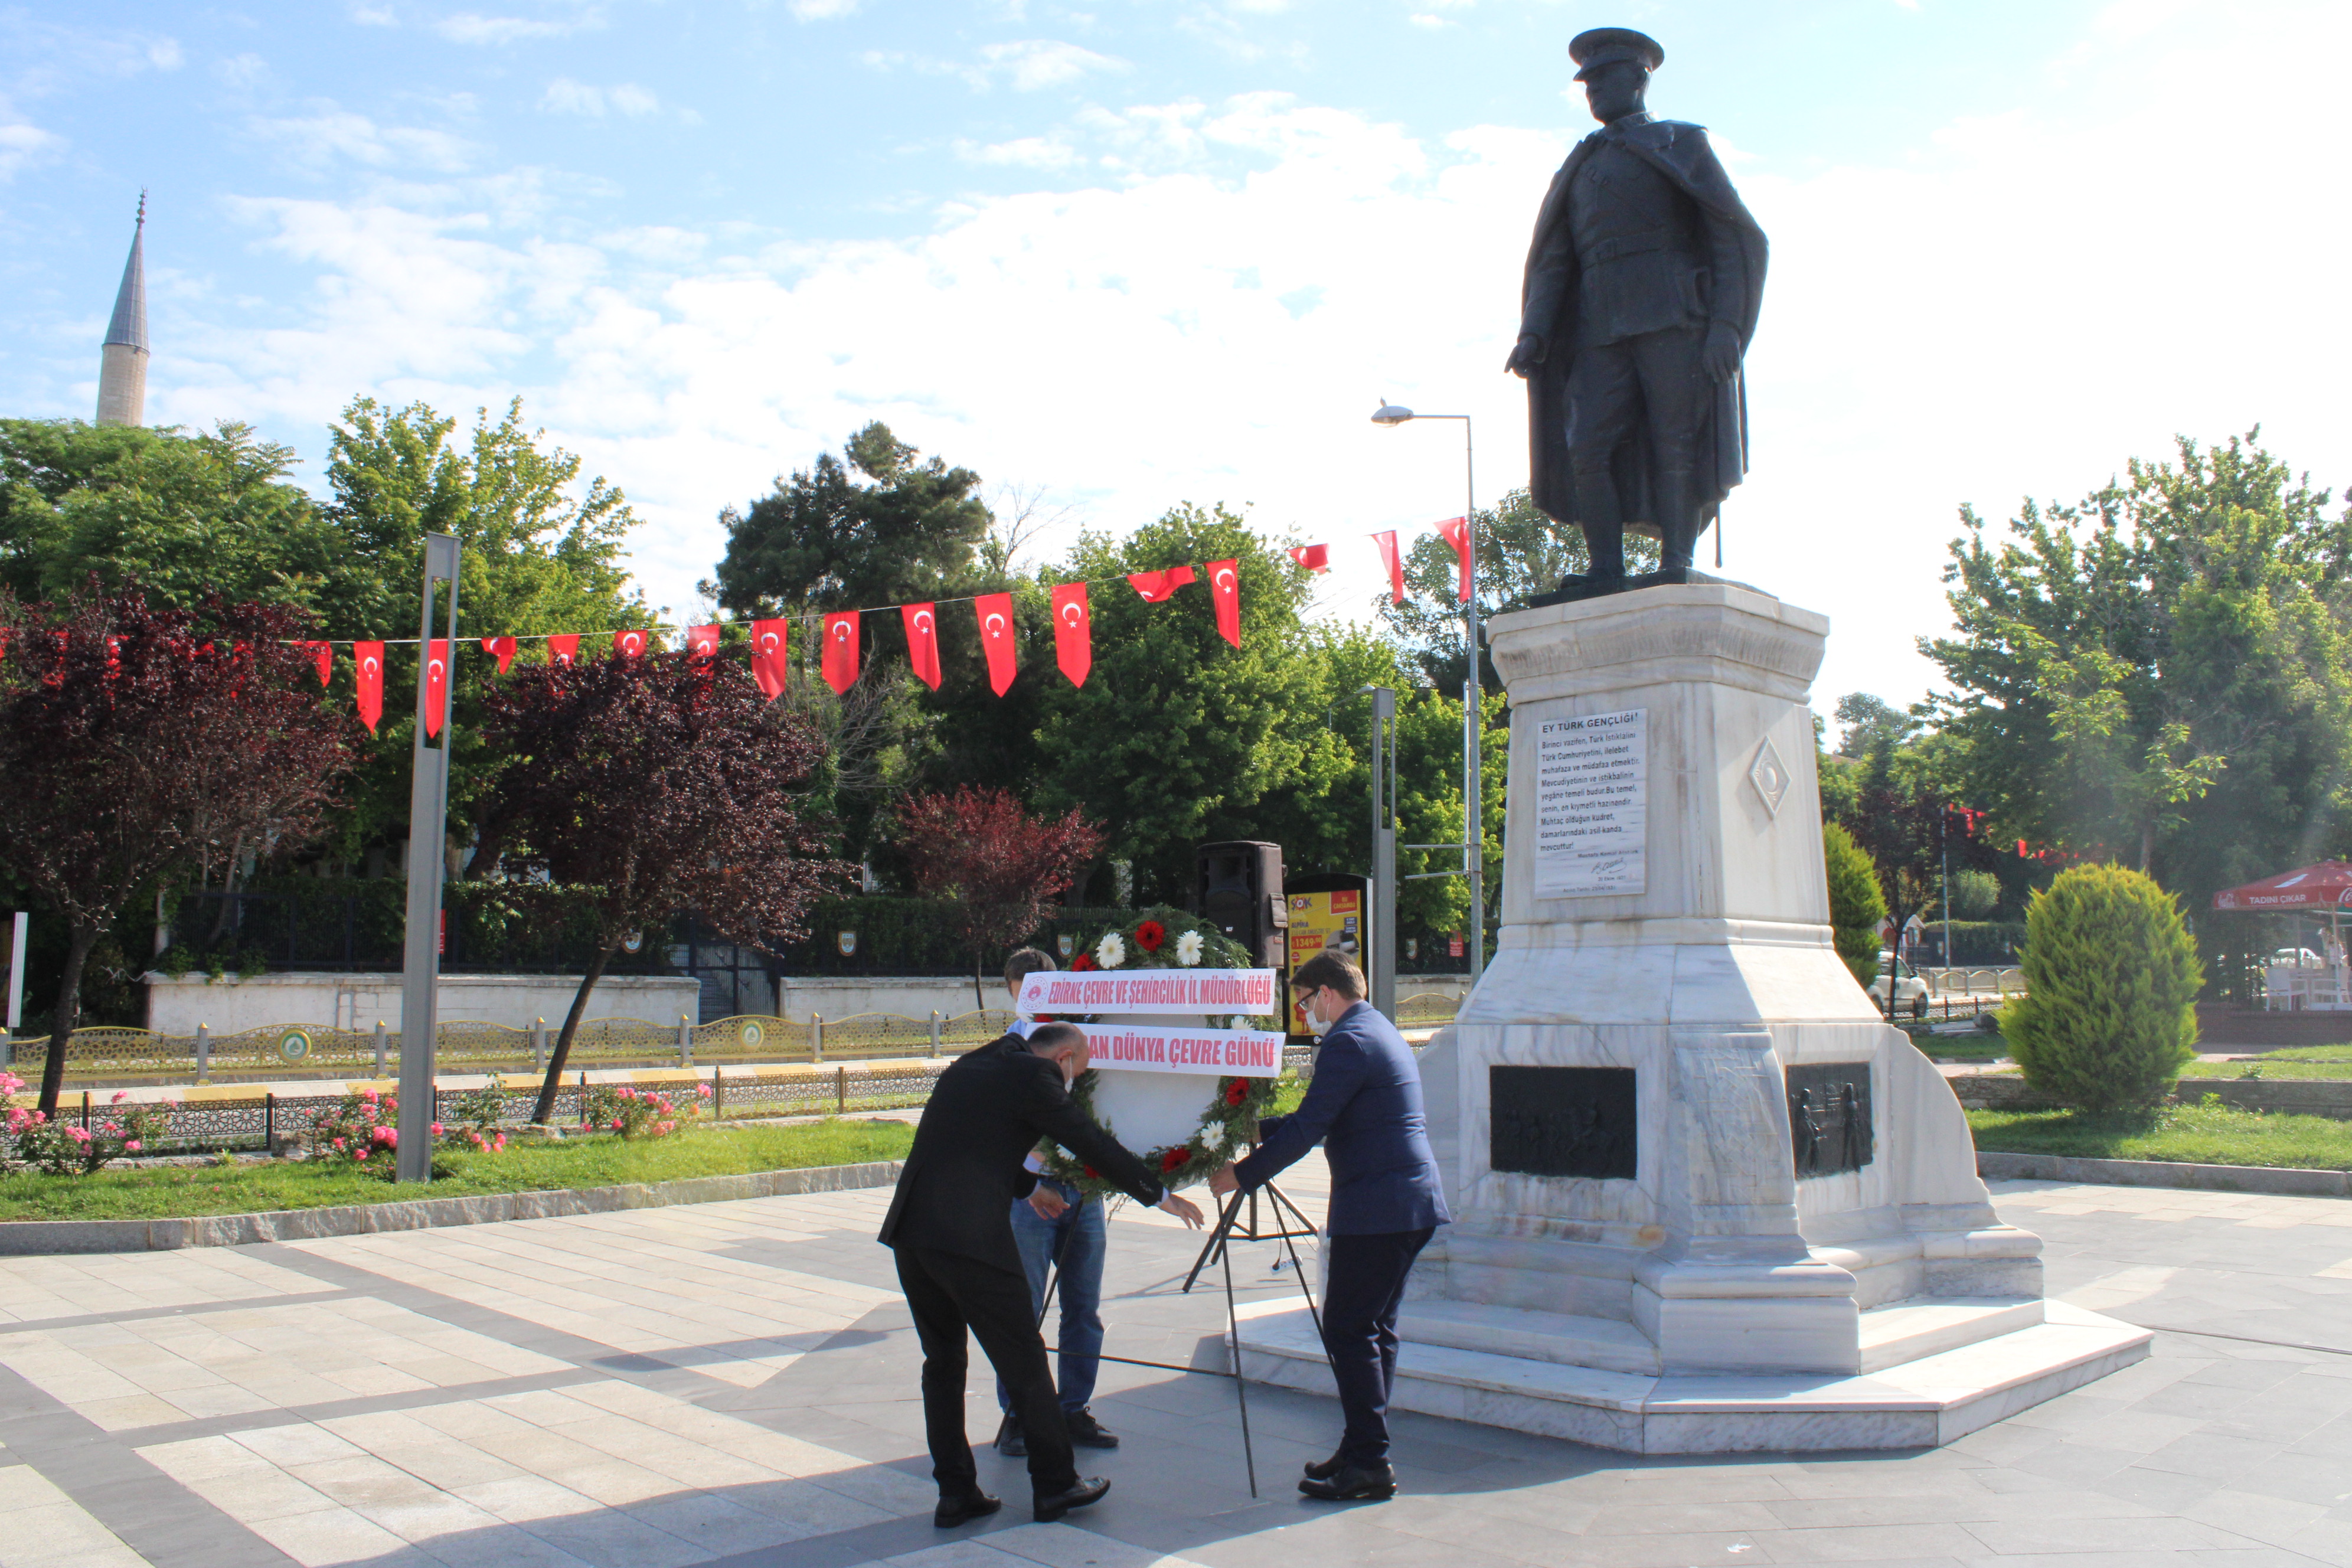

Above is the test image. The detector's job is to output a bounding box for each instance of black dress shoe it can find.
[935,1491,1001,1527]
[1302,1451,1343,1481]
[994,1413,1027,1457]
[1034,1476,1112,1522]
[1065,1408,1121,1449]
[1299,1462,1396,1502]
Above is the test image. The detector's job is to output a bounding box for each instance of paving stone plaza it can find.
[4,1155,2352,1567]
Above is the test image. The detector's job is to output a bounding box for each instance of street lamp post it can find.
[1372,402,1484,979]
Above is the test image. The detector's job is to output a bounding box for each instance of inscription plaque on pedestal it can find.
[1490,1065,1636,1179]
[1533,708,1647,897]
[1785,1062,1873,1176]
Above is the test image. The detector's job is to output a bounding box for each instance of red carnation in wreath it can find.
[1224,1077,1252,1107]
[1135,920,1167,953]
[1159,1146,1187,1174]
[1071,954,1097,971]
[1083,1164,1100,1179]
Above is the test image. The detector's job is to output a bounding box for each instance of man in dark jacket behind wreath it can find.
[879,1020,1204,1528]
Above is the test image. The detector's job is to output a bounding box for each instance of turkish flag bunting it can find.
[1435,517,1473,603]
[1206,558,1242,648]
[354,642,384,734]
[1051,582,1091,688]
[822,611,860,694]
[975,592,1018,695]
[613,629,651,659]
[750,618,789,700]
[423,639,451,739]
[1288,544,1329,574]
[901,603,942,691]
[298,642,333,685]
[479,636,517,674]
[1372,531,1404,605]
[1127,566,1195,602]
[547,633,579,668]
[686,624,720,659]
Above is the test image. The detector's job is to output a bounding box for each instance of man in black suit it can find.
[880,1020,1204,1527]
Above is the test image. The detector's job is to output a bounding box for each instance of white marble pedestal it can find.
[1235,583,2147,1452]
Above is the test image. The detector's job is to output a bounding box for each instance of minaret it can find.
[95,194,149,427]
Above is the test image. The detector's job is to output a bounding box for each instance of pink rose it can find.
[698,1083,712,1097]
[110,1091,129,1104]
[431,1123,444,1136]
[124,1140,141,1152]
[332,1138,345,1149]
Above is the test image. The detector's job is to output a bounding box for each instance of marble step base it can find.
[1229,1298,2150,1454]
[1858,1296,2043,1373]
[1396,1298,1662,1376]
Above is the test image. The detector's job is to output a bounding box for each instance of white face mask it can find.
[1301,993,1331,1036]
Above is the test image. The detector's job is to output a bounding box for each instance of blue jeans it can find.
[997,1178,1105,1415]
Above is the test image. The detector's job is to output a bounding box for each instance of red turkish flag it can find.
[298,642,333,685]
[547,633,579,668]
[1206,559,1242,648]
[479,636,517,674]
[1435,516,1472,603]
[423,639,451,739]
[1051,582,1090,688]
[975,592,1018,695]
[354,642,384,734]
[1372,531,1404,605]
[1127,566,1194,602]
[822,612,860,694]
[750,618,789,700]
[901,603,942,691]
[686,623,720,659]
[613,629,651,659]
[1288,544,1329,574]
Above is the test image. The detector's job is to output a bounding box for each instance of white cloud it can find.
[351,5,398,24]
[0,122,64,181]
[248,104,475,173]
[147,38,184,70]
[787,0,860,18]
[541,78,660,117]
[435,11,599,44]
[954,135,1081,169]
[216,53,271,90]
[868,39,1129,93]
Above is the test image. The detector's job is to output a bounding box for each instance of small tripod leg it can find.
[1219,1201,1259,1500]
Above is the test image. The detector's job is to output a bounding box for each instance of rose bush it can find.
[2,1076,175,1175]
[580,1082,704,1140]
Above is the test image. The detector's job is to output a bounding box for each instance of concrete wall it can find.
[146,972,701,1035]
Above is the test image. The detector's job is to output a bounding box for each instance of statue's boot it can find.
[1654,466,1698,578]
[1572,462,1627,583]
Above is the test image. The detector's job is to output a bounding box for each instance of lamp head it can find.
[1371,402,1415,426]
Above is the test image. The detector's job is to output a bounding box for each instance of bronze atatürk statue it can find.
[1509,28,1767,594]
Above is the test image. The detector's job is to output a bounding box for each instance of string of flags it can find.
[290,521,1474,735]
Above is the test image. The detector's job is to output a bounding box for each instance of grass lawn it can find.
[0,1118,914,1223]
[1908,1034,2010,1064]
[2251,1045,2352,1063]
[1969,1101,2352,1170]
[2178,1059,2352,1080]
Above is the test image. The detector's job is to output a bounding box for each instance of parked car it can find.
[1868,953,1930,1018]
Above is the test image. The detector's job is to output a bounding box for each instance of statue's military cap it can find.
[1569,27,1664,80]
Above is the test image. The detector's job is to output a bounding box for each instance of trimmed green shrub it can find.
[1948,869,2001,919]
[2004,864,2201,1112]
[1823,822,1886,988]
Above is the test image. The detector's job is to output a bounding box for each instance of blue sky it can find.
[6,0,2349,712]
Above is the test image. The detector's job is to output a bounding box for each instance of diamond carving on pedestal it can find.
[1748,736,1791,817]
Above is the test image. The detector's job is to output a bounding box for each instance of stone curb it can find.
[1978,1150,2350,1198]
[0,1159,903,1256]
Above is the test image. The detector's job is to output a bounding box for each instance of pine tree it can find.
[1822,823,1886,988]
[2004,864,2201,1112]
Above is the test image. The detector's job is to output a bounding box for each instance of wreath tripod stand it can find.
[1030,1179,1328,1499]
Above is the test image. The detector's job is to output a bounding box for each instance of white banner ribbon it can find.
[1017,968,1279,1016]
[1081,1024,1286,1076]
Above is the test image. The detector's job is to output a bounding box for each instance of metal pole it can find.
[1462,417,1484,981]
[397,533,460,1184]
[5,912,24,1031]
[1367,687,1397,1021]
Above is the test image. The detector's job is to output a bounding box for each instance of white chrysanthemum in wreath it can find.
[1200,1119,1229,1153]
[1094,931,1126,969]
[1175,930,1204,966]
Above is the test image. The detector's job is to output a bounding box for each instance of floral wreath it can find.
[1036,903,1285,1197]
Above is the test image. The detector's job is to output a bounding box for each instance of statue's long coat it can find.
[1519,117,1768,540]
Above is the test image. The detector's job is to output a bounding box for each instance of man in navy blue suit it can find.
[1210,952,1450,1502]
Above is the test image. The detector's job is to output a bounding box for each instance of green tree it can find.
[317,398,649,864]
[1926,431,2348,900]
[2004,863,2201,1112]
[1378,488,1655,692]
[1823,822,1887,988]
[0,419,340,609]
[1832,692,1916,759]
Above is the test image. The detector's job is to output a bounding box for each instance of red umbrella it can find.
[2212,861,2352,911]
